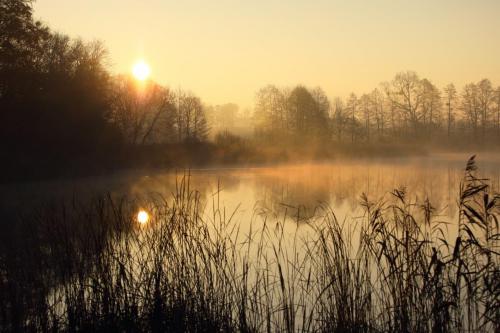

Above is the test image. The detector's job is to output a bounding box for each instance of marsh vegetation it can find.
[1,156,498,332]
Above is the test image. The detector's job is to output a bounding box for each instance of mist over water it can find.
[3,153,499,227]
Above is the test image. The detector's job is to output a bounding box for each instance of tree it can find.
[254,85,287,138]
[332,97,347,143]
[370,89,385,141]
[420,79,442,137]
[461,83,480,139]
[110,76,175,145]
[359,94,372,141]
[381,81,402,139]
[0,0,50,98]
[310,87,330,139]
[175,91,209,142]
[386,71,423,138]
[444,84,457,139]
[346,93,358,143]
[0,1,126,179]
[477,79,494,139]
[287,85,328,141]
[192,100,209,141]
[1,4,121,156]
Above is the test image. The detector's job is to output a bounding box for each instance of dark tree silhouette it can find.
[0,0,122,180]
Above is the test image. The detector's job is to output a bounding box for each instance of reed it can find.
[0,157,498,332]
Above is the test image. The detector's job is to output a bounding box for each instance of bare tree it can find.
[174,91,209,142]
[371,89,385,141]
[477,79,494,139]
[444,83,457,139]
[254,85,288,138]
[332,97,347,143]
[461,83,480,139]
[420,78,442,138]
[359,94,372,141]
[311,87,330,139]
[346,93,358,143]
[110,76,175,145]
[251,73,498,147]
[386,71,423,137]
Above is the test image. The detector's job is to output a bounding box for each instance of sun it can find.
[132,60,151,81]
[137,210,150,225]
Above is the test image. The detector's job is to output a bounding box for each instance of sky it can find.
[34,0,500,108]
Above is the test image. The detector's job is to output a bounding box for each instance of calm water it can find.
[3,153,499,330]
[3,153,500,226]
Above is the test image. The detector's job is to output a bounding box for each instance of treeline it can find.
[110,77,209,145]
[253,73,500,146]
[2,1,500,181]
[0,0,211,180]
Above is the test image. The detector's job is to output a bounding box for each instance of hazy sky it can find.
[34,0,500,108]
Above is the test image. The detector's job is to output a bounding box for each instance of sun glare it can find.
[132,60,151,81]
[137,210,150,225]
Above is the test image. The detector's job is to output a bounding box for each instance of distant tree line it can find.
[253,72,500,146]
[253,86,329,143]
[206,103,253,138]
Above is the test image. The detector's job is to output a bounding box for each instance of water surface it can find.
[3,153,499,227]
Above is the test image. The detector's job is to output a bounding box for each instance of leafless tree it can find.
[346,93,358,143]
[477,79,494,139]
[110,76,175,145]
[461,83,480,139]
[444,83,457,139]
[386,71,423,137]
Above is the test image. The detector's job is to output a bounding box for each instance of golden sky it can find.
[34,0,500,108]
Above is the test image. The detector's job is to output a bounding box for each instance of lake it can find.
[1,152,499,332]
[3,153,499,226]
[1,152,499,265]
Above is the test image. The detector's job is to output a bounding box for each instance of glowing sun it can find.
[132,60,151,81]
[137,210,150,225]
